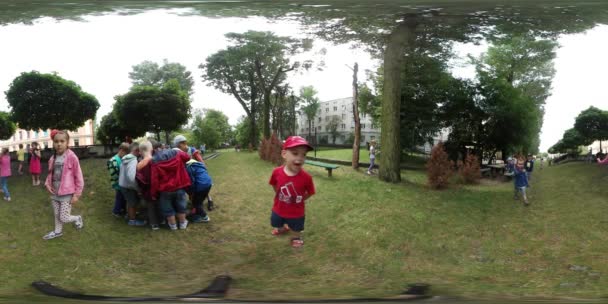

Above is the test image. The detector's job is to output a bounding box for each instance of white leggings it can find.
[52,200,78,233]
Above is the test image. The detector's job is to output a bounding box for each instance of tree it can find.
[234,116,257,149]
[350,62,362,169]
[299,86,320,145]
[129,59,195,96]
[574,106,608,151]
[327,115,342,144]
[192,109,232,150]
[113,80,191,142]
[0,111,16,140]
[96,112,129,146]
[5,71,99,131]
[201,31,313,144]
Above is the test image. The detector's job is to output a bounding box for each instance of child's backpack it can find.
[186,160,212,193]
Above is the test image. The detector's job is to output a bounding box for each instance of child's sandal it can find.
[271,227,290,236]
[291,238,304,248]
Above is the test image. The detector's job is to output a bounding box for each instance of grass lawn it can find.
[314,148,427,169]
[1,152,608,301]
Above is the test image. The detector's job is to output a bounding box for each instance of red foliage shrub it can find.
[258,138,268,160]
[269,133,284,166]
[426,143,454,189]
[459,153,481,184]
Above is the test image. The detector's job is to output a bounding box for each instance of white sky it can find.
[1,9,607,152]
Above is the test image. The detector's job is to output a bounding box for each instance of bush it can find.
[258,138,268,160]
[269,133,283,166]
[459,153,481,184]
[426,143,453,189]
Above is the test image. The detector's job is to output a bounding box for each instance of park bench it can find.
[305,160,340,177]
[480,168,491,177]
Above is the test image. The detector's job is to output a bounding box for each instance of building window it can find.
[342,114,345,119]
[341,124,345,129]
[19,131,22,140]
[361,136,366,142]
[34,131,38,138]
[43,130,48,137]
[333,106,337,111]
[74,139,80,147]
[318,117,322,122]
[27,131,30,139]
[362,124,366,129]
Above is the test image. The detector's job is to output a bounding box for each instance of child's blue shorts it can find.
[271,211,305,232]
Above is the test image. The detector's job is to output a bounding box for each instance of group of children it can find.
[0,142,47,202]
[506,154,535,206]
[106,135,214,231]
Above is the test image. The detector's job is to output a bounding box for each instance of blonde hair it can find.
[139,140,153,157]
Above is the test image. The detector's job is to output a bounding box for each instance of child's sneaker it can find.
[43,231,63,240]
[272,227,290,236]
[128,219,146,226]
[74,216,84,229]
[169,223,178,231]
[4,196,10,201]
[151,224,160,231]
[178,220,189,230]
[192,215,210,223]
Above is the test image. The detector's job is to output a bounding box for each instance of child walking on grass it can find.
[30,142,42,186]
[513,158,530,207]
[268,136,316,248]
[1,148,12,201]
[43,130,84,240]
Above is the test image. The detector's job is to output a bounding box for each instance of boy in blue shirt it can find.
[513,158,529,206]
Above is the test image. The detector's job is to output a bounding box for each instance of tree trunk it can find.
[165,131,170,147]
[379,18,418,183]
[156,132,161,142]
[249,114,258,149]
[308,120,312,143]
[352,62,361,169]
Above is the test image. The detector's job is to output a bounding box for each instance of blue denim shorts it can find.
[270,211,305,232]
[159,189,187,217]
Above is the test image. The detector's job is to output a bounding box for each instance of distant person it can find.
[367,140,377,175]
[268,136,316,248]
[107,142,130,218]
[539,157,544,170]
[525,154,534,181]
[1,148,12,201]
[29,142,42,186]
[42,130,84,240]
[513,158,530,206]
[25,144,31,166]
[17,144,25,175]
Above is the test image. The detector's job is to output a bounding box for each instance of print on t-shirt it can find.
[279,182,303,204]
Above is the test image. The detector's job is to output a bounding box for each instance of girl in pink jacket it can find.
[0,148,12,201]
[43,130,84,240]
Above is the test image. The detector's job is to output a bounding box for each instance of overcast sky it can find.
[0,9,606,152]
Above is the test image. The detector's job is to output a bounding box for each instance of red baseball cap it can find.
[283,136,313,151]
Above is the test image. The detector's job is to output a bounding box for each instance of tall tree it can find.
[113,80,191,142]
[299,86,320,145]
[6,71,99,131]
[0,111,16,140]
[350,62,362,169]
[327,115,342,144]
[379,16,419,183]
[574,106,608,151]
[96,112,130,146]
[192,109,232,150]
[129,59,195,96]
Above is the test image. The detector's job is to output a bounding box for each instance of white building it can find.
[587,140,608,154]
[0,119,95,151]
[296,97,380,145]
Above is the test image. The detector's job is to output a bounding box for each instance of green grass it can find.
[1,153,608,301]
[314,148,427,168]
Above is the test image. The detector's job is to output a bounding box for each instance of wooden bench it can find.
[480,168,491,177]
[305,160,340,177]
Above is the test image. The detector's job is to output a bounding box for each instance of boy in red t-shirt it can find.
[268,136,316,248]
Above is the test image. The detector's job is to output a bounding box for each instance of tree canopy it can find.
[129,59,195,96]
[0,111,16,141]
[5,71,99,131]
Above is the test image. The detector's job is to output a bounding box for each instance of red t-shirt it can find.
[268,166,316,219]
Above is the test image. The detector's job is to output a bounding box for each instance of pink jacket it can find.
[44,149,84,198]
[0,155,11,177]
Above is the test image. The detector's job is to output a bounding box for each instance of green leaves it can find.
[0,111,16,141]
[5,71,99,131]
